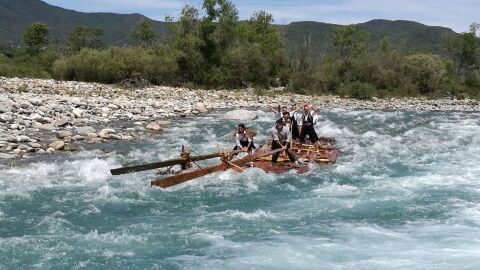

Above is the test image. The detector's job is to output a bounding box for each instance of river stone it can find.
[72,135,85,141]
[0,153,14,159]
[146,122,162,132]
[223,110,258,121]
[107,134,122,140]
[39,124,55,131]
[86,137,100,144]
[53,118,69,127]
[49,140,65,150]
[56,131,73,139]
[30,99,42,106]
[195,103,208,113]
[87,133,98,138]
[63,144,78,152]
[19,102,31,109]
[30,113,42,121]
[0,115,14,123]
[17,136,31,142]
[72,108,84,118]
[76,126,96,135]
[29,142,42,148]
[6,137,18,143]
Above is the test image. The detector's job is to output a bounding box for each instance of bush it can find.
[0,51,54,78]
[52,47,178,85]
[402,54,447,95]
[338,81,377,99]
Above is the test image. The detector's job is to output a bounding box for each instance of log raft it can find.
[110,138,339,188]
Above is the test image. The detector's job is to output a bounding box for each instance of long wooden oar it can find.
[151,148,284,188]
[110,150,242,175]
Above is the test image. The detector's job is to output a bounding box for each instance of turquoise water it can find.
[1,109,480,269]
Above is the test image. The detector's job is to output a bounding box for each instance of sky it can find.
[42,0,479,32]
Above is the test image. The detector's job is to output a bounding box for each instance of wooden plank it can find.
[151,148,284,188]
[110,150,242,175]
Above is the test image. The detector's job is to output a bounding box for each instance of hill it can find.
[0,0,168,46]
[0,0,457,56]
[283,20,456,57]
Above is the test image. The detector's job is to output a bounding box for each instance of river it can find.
[1,109,480,269]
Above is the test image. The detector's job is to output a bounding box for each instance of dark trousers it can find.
[271,141,296,163]
[300,125,319,144]
[291,120,299,140]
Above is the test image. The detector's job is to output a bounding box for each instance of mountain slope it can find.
[0,0,456,56]
[0,0,168,46]
[283,20,456,57]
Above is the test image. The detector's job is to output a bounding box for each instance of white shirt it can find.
[235,132,252,147]
[272,128,291,143]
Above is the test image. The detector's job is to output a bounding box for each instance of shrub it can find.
[338,81,377,99]
[52,47,178,85]
[402,54,447,95]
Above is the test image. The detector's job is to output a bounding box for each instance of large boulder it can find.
[223,110,258,121]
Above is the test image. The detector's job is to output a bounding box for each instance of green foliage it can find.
[23,22,49,55]
[68,26,104,52]
[402,54,447,95]
[0,48,59,78]
[131,19,158,47]
[164,1,285,88]
[52,47,178,85]
[338,81,377,99]
[380,37,391,54]
[331,25,370,58]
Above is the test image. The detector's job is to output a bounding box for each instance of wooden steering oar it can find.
[110,150,243,175]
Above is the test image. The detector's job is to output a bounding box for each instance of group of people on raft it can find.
[232,103,321,163]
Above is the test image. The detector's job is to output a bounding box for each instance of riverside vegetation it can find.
[0,0,479,99]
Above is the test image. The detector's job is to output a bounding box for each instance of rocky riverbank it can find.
[1,77,479,161]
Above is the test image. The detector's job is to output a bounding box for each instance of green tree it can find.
[68,26,104,52]
[331,25,370,58]
[167,5,206,84]
[403,54,447,94]
[443,23,480,75]
[380,37,391,54]
[131,18,158,47]
[200,0,239,66]
[23,22,49,55]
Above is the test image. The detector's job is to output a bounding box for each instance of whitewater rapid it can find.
[1,109,480,269]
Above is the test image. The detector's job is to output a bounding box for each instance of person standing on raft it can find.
[290,104,300,140]
[233,124,255,155]
[271,122,296,163]
[299,104,319,144]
